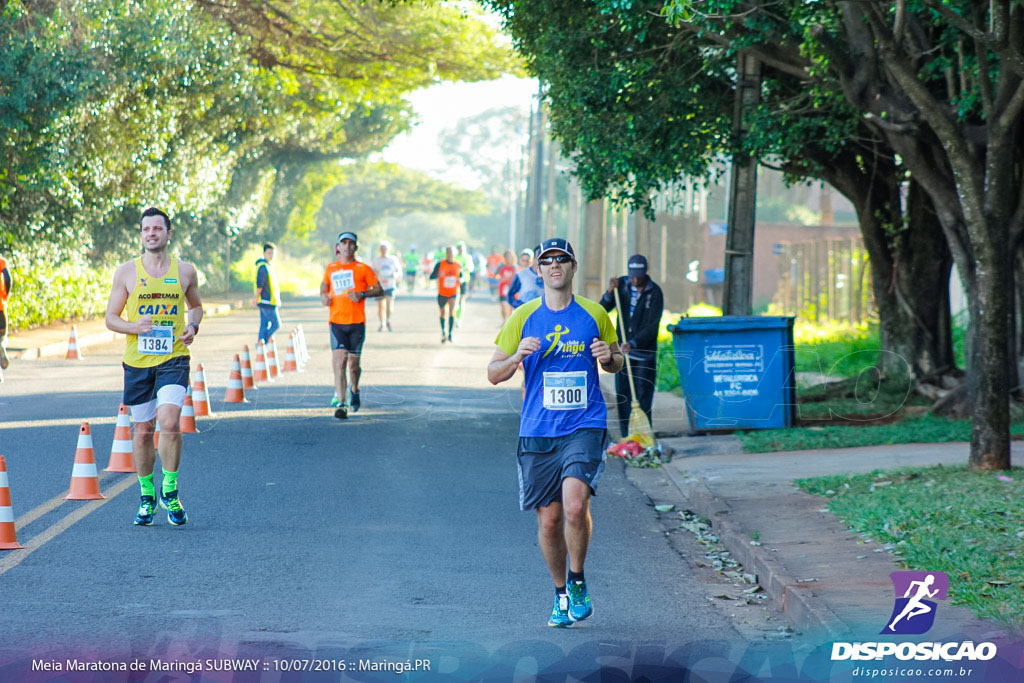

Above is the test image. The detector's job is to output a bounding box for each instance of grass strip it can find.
[739,416,1024,453]
[797,465,1024,634]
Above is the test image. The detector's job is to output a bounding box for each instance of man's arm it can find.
[106,262,151,335]
[178,262,204,346]
[355,282,384,301]
[630,284,664,350]
[487,336,541,385]
[429,261,441,280]
[320,279,331,306]
[598,276,620,312]
[591,339,624,374]
[2,267,11,296]
[255,263,269,301]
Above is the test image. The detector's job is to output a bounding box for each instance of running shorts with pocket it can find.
[516,428,607,510]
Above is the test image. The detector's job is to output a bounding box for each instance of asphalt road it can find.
[0,292,793,680]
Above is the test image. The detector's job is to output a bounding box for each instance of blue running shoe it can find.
[548,593,573,628]
[330,392,340,407]
[159,490,188,526]
[350,390,360,412]
[133,495,156,526]
[567,580,593,621]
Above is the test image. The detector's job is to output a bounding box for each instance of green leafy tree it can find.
[316,161,489,244]
[484,0,955,392]
[654,0,1024,468]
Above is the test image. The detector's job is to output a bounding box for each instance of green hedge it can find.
[4,252,114,332]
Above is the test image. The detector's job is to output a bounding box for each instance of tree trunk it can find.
[822,152,954,381]
[964,239,1012,469]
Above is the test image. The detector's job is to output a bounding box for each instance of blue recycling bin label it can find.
[703,344,764,399]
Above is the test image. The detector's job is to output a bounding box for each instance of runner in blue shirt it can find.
[488,237,623,628]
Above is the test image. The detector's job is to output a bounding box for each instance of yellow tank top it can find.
[123,256,190,368]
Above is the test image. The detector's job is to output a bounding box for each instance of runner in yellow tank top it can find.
[105,207,204,527]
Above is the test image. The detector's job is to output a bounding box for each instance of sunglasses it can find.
[538,254,573,265]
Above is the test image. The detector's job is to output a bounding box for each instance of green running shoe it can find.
[159,490,188,526]
[330,392,340,407]
[133,495,156,526]
[548,593,573,628]
[567,580,593,621]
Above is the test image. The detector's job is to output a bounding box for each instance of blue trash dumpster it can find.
[667,316,796,432]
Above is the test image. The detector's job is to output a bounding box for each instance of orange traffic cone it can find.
[192,363,214,417]
[66,423,105,500]
[104,404,135,472]
[266,339,280,380]
[66,325,84,360]
[253,341,271,383]
[223,354,248,403]
[283,334,299,372]
[0,455,24,549]
[179,387,198,433]
[240,345,256,391]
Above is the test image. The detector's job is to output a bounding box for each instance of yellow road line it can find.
[0,475,136,577]
[0,416,117,430]
[14,472,117,529]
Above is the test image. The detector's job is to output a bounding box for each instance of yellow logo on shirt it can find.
[543,325,586,358]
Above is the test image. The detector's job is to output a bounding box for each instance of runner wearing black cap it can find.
[600,254,664,438]
[488,237,623,628]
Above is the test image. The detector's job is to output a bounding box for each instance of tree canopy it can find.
[1,0,518,284]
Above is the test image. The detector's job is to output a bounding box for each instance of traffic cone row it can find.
[0,321,322,552]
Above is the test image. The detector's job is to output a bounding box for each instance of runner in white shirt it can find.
[371,241,403,331]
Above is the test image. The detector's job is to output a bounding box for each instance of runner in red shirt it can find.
[497,249,517,323]
[429,245,461,343]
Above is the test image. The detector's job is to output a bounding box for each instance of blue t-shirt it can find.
[495,295,618,437]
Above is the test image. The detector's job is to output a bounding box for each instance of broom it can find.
[613,285,653,439]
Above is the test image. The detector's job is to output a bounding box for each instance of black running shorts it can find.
[330,322,365,354]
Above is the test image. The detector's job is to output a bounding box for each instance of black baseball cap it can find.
[628,254,648,276]
[337,232,358,244]
[537,238,575,260]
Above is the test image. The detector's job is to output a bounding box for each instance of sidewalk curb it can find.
[13,301,241,360]
[659,461,853,640]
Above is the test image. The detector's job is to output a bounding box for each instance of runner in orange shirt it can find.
[321,232,382,419]
[429,245,461,344]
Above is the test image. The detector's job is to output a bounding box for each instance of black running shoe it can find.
[350,391,360,412]
[334,407,348,420]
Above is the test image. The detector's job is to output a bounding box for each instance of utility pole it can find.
[722,50,762,315]
[525,85,546,251]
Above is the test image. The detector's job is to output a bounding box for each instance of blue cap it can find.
[337,232,358,244]
[537,238,575,260]
[628,254,648,276]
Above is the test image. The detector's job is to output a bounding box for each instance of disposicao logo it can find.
[830,570,997,662]
[883,571,948,635]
